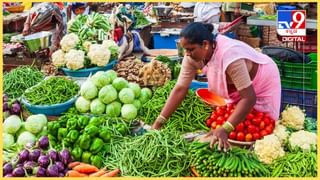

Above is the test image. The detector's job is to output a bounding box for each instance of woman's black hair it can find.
[180,22,215,44]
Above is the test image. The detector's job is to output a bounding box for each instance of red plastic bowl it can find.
[195,88,226,106]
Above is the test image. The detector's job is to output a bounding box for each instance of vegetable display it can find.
[155,55,181,79]
[190,142,270,177]
[140,59,171,86]
[23,77,79,105]
[4,66,45,99]
[104,129,191,177]
[114,58,145,85]
[140,81,211,133]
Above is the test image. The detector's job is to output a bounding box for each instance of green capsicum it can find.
[90,155,104,169]
[62,138,72,147]
[116,124,127,135]
[79,134,91,150]
[66,130,79,142]
[47,134,57,146]
[57,128,68,141]
[89,138,104,154]
[84,124,99,137]
[81,151,92,163]
[99,127,112,142]
[71,147,83,161]
[48,121,60,136]
[89,116,103,126]
[66,117,78,130]
[77,116,90,129]
[102,144,111,153]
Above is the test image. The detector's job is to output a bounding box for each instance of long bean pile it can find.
[268,151,317,177]
[104,129,191,177]
[24,77,80,105]
[139,81,211,133]
[4,66,45,99]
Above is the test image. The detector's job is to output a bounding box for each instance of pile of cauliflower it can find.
[280,105,305,130]
[273,122,289,145]
[289,130,317,152]
[254,134,285,164]
[52,33,117,70]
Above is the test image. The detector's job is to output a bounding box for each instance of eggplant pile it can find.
[3,136,73,177]
[3,93,21,120]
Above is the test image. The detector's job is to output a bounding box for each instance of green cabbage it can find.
[132,99,142,110]
[25,115,46,134]
[106,70,118,81]
[128,82,141,98]
[121,104,137,120]
[112,77,128,91]
[26,114,47,130]
[90,98,106,115]
[3,133,15,149]
[91,71,112,89]
[139,88,152,103]
[119,88,135,104]
[4,115,22,134]
[17,131,36,146]
[76,96,91,113]
[106,101,122,117]
[99,85,118,104]
[80,80,98,100]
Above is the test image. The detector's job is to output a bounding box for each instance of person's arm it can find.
[67,4,72,21]
[22,14,32,35]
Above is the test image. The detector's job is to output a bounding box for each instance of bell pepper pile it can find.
[206,104,276,142]
[47,114,130,168]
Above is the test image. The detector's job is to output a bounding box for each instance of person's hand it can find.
[234,8,240,16]
[22,27,30,36]
[151,119,162,130]
[204,127,231,151]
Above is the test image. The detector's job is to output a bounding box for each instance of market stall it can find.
[2,2,318,178]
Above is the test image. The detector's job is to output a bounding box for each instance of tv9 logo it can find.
[277,10,306,42]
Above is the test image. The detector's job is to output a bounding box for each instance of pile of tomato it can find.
[206,104,276,142]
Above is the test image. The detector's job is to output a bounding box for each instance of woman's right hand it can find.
[151,119,163,130]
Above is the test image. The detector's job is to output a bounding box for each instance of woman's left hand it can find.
[205,127,231,151]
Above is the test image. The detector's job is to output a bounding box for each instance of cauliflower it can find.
[289,130,317,152]
[102,39,119,59]
[102,39,118,48]
[82,41,92,52]
[51,49,66,67]
[273,122,289,145]
[60,33,80,52]
[88,44,111,66]
[280,106,305,130]
[65,49,85,70]
[254,134,285,164]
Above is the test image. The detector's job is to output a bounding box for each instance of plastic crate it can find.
[62,60,117,77]
[274,59,317,90]
[280,88,317,118]
[153,33,180,49]
[189,80,208,91]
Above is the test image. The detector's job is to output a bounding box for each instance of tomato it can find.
[263,117,271,126]
[230,109,235,113]
[264,113,270,119]
[216,109,224,116]
[216,116,224,125]
[271,119,276,127]
[224,113,230,120]
[206,119,213,127]
[256,112,264,118]
[247,125,256,134]
[211,121,217,129]
[229,131,237,140]
[244,120,251,127]
[265,125,274,134]
[246,113,254,120]
[226,103,234,109]
[216,125,221,129]
[210,113,218,120]
[236,132,245,141]
[260,130,268,137]
[259,121,266,130]
[253,133,260,140]
[245,133,253,142]
[235,122,245,132]
[252,118,261,126]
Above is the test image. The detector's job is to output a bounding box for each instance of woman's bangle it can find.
[222,121,235,134]
[157,115,167,124]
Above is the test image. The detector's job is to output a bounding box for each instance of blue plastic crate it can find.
[281,88,317,118]
[62,60,117,77]
[189,80,208,91]
[153,33,180,49]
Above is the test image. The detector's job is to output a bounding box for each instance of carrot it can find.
[66,170,88,177]
[68,162,81,169]
[73,164,99,174]
[89,169,107,177]
[100,169,120,177]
